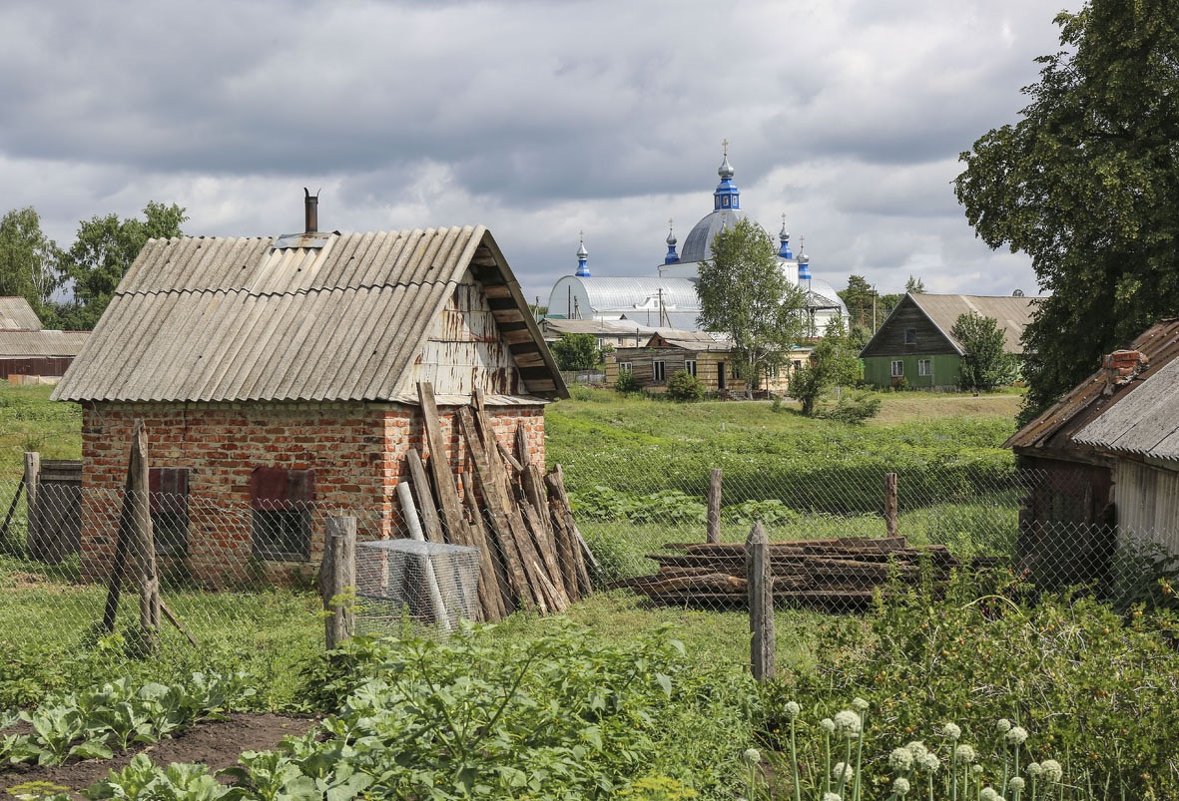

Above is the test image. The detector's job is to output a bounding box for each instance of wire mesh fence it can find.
[1,457,1176,665]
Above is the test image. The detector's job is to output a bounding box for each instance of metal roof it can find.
[680,209,746,263]
[1073,351,1179,460]
[0,297,42,331]
[0,330,88,358]
[1006,318,1179,454]
[541,318,653,338]
[571,276,701,313]
[52,226,565,403]
[863,293,1042,357]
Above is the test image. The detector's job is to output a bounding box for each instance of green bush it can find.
[814,389,882,424]
[615,368,641,394]
[666,370,704,402]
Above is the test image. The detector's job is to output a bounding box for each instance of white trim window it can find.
[618,361,632,373]
[653,360,667,382]
[918,358,932,377]
[891,360,904,377]
[684,359,697,377]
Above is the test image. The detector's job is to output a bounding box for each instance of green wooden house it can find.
[859,293,1040,389]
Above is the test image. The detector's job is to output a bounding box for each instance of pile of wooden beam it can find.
[396,383,593,622]
[611,536,957,610]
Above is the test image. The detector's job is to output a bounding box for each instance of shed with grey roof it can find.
[53,205,566,586]
[0,296,42,331]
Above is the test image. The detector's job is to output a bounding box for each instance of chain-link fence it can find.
[2,457,1176,663]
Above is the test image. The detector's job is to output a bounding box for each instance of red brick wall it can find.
[80,400,545,586]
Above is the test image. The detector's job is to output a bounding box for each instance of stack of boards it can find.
[610,536,959,610]
[399,383,594,622]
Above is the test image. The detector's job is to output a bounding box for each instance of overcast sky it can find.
[0,0,1074,303]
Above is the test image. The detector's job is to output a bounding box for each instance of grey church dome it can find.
[679,209,746,262]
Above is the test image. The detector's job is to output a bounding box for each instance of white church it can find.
[546,148,847,336]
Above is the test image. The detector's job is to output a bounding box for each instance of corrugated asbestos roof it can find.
[0,297,42,331]
[1006,318,1179,454]
[541,318,653,338]
[52,226,566,402]
[0,330,88,358]
[1073,345,1179,460]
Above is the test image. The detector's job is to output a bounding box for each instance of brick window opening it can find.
[149,467,190,557]
[250,467,315,561]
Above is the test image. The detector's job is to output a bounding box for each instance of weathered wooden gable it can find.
[396,269,521,397]
[860,296,958,358]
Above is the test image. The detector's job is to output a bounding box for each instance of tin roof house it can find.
[53,196,566,585]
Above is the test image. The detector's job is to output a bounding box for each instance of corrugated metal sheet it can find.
[909,293,1042,354]
[1114,460,1179,555]
[0,330,88,357]
[53,227,565,402]
[541,318,653,337]
[572,276,701,313]
[1074,356,1179,460]
[1007,318,1179,452]
[0,297,42,331]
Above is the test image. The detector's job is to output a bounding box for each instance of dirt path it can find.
[0,713,316,798]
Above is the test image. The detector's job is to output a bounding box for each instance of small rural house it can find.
[540,317,652,350]
[0,296,88,381]
[859,293,1040,389]
[604,330,809,396]
[53,203,566,585]
[1005,318,1179,587]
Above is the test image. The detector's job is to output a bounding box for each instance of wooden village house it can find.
[859,293,1039,389]
[1005,318,1179,588]
[52,203,567,587]
[604,330,810,396]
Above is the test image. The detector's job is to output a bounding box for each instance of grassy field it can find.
[0,384,81,479]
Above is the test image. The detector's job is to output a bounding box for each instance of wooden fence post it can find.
[746,521,775,682]
[319,516,357,650]
[127,421,160,642]
[23,451,40,557]
[706,468,722,544]
[883,473,899,538]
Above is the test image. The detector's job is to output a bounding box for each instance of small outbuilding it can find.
[860,293,1040,389]
[0,296,88,381]
[53,205,566,585]
[1005,318,1179,588]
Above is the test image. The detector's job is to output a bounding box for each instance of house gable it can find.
[860,295,959,358]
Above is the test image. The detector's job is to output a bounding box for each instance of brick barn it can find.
[52,210,566,585]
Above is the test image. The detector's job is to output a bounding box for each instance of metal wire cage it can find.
[355,539,482,632]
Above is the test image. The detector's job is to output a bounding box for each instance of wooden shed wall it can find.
[606,350,794,394]
[1113,459,1179,554]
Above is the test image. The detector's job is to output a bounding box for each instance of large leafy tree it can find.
[698,219,807,395]
[955,0,1179,422]
[788,317,861,415]
[0,207,61,322]
[58,201,187,329]
[952,313,1017,392]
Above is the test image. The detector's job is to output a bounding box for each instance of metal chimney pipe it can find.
[304,188,318,234]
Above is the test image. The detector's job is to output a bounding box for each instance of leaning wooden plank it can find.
[460,471,507,621]
[406,449,446,544]
[520,500,570,610]
[417,382,467,544]
[468,401,557,611]
[546,465,592,597]
[545,494,583,601]
[459,407,535,611]
[497,441,524,474]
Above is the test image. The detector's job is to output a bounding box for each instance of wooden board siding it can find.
[862,354,961,389]
[860,296,958,359]
[1114,459,1179,555]
[606,349,795,394]
[0,357,74,379]
[396,271,521,397]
